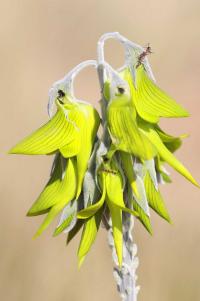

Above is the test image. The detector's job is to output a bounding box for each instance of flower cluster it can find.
[9,32,198,268]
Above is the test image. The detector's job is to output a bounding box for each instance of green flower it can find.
[123,65,189,123]
[30,155,77,237]
[77,158,138,267]
[102,63,198,234]
[106,88,156,160]
[9,93,100,235]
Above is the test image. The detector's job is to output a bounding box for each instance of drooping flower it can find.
[101,62,198,234]
[77,157,138,267]
[30,155,77,237]
[123,65,189,123]
[8,33,199,279]
[104,75,156,160]
[9,92,100,236]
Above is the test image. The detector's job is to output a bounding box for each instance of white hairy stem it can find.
[97,33,140,301]
[48,60,97,117]
[108,215,140,301]
[97,32,155,84]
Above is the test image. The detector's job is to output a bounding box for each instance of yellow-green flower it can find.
[31,155,77,237]
[77,158,138,267]
[123,65,189,123]
[102,63,199,235]
[9,93,100,236]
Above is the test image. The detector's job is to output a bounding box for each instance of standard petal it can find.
[123,66,189,123]
[9,102,79,155]
[107,105,156,160]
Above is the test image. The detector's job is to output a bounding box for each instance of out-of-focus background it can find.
[1,1,200,300]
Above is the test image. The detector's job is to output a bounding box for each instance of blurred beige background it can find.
[1,1,200,300]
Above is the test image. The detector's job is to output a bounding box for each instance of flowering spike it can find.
[9,32,199,301]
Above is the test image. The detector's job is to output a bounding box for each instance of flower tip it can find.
[149,228,153,236]
[26,210,33,217]
[7,147,16,154]
[53,227,61,237]
[184,110,190,117]
[26,208,37,217]
[32,232,40,240]
[78,256,85,269]
[117,257,123,269]
[168,218,173,225]
[180,133,189,139]
[190,177,200,188]
[76,213,88,220]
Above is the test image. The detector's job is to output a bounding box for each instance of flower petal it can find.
[154,125,184,153]
[33,157,77,237]
[27,154,64,216]
[9,101,79,155]
[145,171,171,222]
[53,200,77,236]
[105,164,139,217]
[107,104,156,160]
[132,200,152,234]
[123,66,189,123]
[77,208,103,267]
[139,120,199,187]
[77,176,106,219]
[107,201,123,267]
[67,219,84,245]
[76,103,100,198]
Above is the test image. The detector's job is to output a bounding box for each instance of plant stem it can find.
[108,214,140,301]
[97,43,139,300]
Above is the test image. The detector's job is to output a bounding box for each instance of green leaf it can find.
[145,172,171,222]
[77,208,103,267]
[123,66,189,123]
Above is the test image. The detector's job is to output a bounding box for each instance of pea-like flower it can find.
[8,34,199,294]
[77,158,138,267]
[102,61,198,235]
[9,93,100,236]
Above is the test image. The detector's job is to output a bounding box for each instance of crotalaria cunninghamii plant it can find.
[9,32,199,301]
